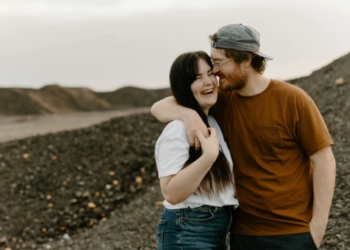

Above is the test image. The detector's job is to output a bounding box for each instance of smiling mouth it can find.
[202,89,214,95]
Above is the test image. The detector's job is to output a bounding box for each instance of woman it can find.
[155,51,238,250]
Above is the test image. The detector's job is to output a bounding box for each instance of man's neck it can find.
[236,73,271,97]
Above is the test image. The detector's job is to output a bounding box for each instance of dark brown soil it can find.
[0,113,164,249]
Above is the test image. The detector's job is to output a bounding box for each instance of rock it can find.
[335,77,345,85]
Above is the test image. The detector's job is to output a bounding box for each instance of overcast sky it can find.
[0,0,349,91]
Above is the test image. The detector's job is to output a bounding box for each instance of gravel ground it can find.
[0,113,164,250]
[18,182,164,250]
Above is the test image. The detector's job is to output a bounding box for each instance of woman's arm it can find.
[159,128,219,205]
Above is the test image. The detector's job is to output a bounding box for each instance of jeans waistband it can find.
[165,205,232,213]
[189,205,231,211]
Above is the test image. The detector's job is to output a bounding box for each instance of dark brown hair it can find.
[169,51,234,197]
[209,34,266,74]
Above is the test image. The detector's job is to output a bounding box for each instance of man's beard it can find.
[219,72,248,92]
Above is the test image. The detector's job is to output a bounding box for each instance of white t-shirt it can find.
[155,115,239,209]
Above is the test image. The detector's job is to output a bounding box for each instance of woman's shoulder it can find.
[159,120,187,139]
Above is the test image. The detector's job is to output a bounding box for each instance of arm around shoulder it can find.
[151,96,209,149]
[151,96,192,123]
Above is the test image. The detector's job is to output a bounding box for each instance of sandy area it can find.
[0,107,150,143]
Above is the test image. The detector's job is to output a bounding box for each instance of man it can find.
[151,23,336,249]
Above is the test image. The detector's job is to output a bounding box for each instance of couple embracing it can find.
[152,23,336,250]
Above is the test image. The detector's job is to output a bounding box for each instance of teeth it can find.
[203,89,213,94]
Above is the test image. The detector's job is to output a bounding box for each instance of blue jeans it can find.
[157,205,233,250]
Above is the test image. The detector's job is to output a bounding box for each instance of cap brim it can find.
[253,51,273,60]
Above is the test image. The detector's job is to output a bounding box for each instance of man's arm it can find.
[309,146,336,248]
[151,96,188,123]
[151,97,208,149]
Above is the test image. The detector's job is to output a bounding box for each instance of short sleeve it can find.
[297,99,334,157]
[155,121,190,177]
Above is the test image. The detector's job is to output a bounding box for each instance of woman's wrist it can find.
[201,150,218,164]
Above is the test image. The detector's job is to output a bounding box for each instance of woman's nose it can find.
[203,76,213,85]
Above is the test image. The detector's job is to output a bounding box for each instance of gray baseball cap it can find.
[211,23,273,60]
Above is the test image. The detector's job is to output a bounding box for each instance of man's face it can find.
[210,47,248,92]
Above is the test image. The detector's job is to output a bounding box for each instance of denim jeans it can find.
[230,232,319,250]
[156,205,233,250]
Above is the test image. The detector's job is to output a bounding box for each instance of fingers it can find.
[194,129,205,144]
[195,137,201,151]
[202,127,210,138]
[194,128,217,151]
[188,133,195,147]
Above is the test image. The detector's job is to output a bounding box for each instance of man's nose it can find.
[213,64,219,74]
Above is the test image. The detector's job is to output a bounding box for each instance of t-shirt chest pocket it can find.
[254,125,284,156]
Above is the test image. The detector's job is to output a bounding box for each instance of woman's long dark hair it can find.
[169,51,234,197]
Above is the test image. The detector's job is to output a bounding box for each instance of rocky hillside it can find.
[0,85,170,115]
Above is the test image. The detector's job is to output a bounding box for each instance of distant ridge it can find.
[0,84,171,115]
[96,86,170,109]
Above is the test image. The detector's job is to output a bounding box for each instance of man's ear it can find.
[243,54,253,68]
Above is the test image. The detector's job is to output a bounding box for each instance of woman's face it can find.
[190,58,218,115]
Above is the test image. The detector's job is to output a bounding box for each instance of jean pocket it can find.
[181,208,214,222]
[156,219,166,250]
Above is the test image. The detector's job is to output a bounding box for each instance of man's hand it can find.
[310,220,326,248]
[151,96,209,150]
[183,113,208,150]
[195,128,219,159]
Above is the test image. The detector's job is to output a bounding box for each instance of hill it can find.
[96,86,170,109]
[0,85,170,115]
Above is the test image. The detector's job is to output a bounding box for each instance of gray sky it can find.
[0,0,349,91]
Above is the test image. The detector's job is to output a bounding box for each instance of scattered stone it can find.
[87,203,96,209]
[335,77,345,85]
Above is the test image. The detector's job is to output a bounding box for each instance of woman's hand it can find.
[195,127,219,161]
[184,112,209,151]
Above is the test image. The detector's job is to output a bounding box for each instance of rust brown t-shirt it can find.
[215,79,333,235]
